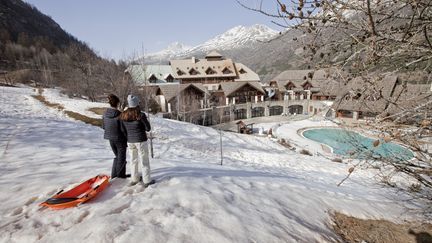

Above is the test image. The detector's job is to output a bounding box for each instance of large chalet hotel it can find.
[125,51,431,125]
[125,51,347,124]
[126,51,266,111]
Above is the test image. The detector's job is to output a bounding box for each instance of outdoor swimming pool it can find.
[302,128,414,160]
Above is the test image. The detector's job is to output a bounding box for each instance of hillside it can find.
[1,85,428,242]
[0,0,129,103]
[0,0,99,70]
[0,0,80,49]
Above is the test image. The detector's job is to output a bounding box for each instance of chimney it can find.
[191,57,196,63]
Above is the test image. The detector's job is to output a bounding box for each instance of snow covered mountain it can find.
[144,24,278,62]
[148,42,192,59]
[188,24,278,52]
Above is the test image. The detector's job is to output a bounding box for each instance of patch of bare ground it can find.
[0,83,16,87]
[64,110,102,127]
[331,212,432,243]
[32,89,102,127]
[32,94,64,110]
[88,107,106,116]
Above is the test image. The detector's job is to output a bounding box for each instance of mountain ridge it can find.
[141,24,307,81]
[144,24,279,63]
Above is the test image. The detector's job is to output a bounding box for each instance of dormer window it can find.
[205,67,216,75]
[166,74,174,82]
[189,68,199,75]
[364,89,382,101]
[239,68,247,74]
[302,82,313,90]
[222,67,232,74]
[148,74,157,83]
[353,93,362,100]
[177,70,185,76]
[286,82,296,90]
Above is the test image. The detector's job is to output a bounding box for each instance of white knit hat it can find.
[127,95,139,108]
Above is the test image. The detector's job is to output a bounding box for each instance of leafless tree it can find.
[237,0,431,72]
[101,58,135,109]
[238,0,432,216]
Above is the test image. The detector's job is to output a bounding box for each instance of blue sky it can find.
[24,0,282,60]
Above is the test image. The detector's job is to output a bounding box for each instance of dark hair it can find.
[120,106,141,121]
[108,94,120,108]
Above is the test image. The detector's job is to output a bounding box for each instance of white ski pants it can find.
[128,141,151,184]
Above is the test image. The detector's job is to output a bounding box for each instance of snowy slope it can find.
[144,24,278,62]
[0,86,419,242]
[42,88,109,119]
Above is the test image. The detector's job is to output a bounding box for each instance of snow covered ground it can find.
[0,86,421,242]
[42,88,108,119]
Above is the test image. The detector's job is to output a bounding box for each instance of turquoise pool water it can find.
[302,128,414,160]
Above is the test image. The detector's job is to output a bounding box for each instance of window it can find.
[189,68,199,75]
[205,67,216,75]
[166,74,174,82]
[223,108,230,116]
[302,82,312,90]
[239,68,247,74]
[148,74,157,83]
[177,70,185,76]
[353,93,361,100]
[286,82,296,90]
[366,90,382,101]
[222,67,232,74]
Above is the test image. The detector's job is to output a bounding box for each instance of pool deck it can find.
[211,114,311,132]
[213,114,420,161]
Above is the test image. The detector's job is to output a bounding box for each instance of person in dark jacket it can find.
[102,94,127,179]
[120,95,154,187]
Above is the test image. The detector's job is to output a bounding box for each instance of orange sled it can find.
[40,174,110,210]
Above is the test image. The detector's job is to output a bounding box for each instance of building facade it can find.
[170,51,265,106]
[126,55,348,125]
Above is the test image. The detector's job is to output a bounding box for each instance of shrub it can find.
[408,183,422,193]
[278,138,292,149]
[300,149,312,156]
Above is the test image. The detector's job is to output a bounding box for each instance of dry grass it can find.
[32,94,64,110]
[88,107,107,116]
[64,110,102,127]
[0,83,16,87]
[331,212,432,243]
[32,91,102,127]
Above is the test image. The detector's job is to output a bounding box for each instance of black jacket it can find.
[102,108,126,142]
[121,112,151,143]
